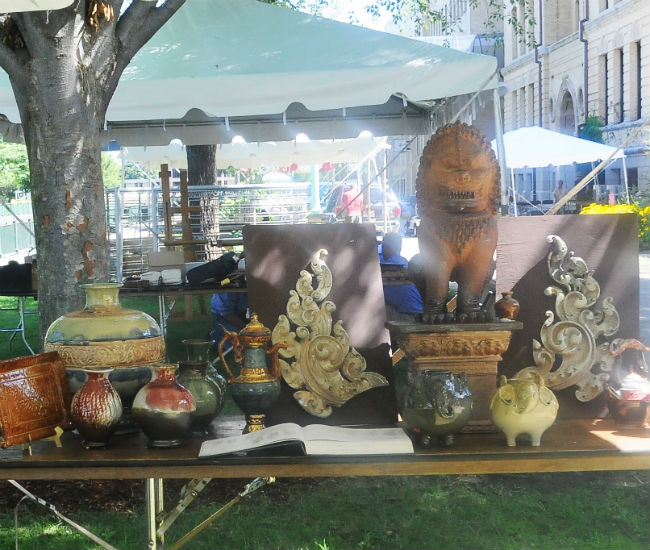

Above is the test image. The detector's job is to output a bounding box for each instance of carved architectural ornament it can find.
[516,235,623,401]
[44,336,166,368]
[397,331,513,359]
[271,249,388,417]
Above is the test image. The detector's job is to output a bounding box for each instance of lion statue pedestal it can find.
[388,321,522,432]
[390,122,521,432]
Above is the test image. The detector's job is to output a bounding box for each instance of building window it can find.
[599,0,609,12]
[560,92,576,134]
[600,54,608,125]
[527,84,535,125]
[618,48,624,123]
[636,41,642,120]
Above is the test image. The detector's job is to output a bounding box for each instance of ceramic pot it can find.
[70,367,123,449]
[490,373,559,446]
[177,360,225,437]
[44,283,165,410]
[132,363,196,448]
[218,314,284,434]
[399,369,473,447]
[494,291,520,320]
[182,338,227,397]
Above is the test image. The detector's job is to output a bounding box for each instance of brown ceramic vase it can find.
[70,367,123,449]
[494,291,520,320]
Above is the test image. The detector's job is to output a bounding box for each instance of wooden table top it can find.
[1,418,648,480]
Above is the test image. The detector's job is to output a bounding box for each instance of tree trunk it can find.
[14,33,107,346]
[187,145,216,186]
[0,3,187,347]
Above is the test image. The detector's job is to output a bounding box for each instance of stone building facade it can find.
[502,0,650,200]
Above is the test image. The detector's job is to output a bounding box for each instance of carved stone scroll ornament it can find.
[516,235,625,401]
[271,249,388,417]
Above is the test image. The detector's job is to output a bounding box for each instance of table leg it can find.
[18,296,35,355]
[146,478,165,550]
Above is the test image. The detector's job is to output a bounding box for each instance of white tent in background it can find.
[494,126,624,168]
[491,126,628,214]
[121,135,386,170]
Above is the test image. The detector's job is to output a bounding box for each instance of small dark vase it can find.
[177,360,225,437]
[132,363,196,448]
[399,369,472,448]
[70,367,123,449]
[495,291,520,320]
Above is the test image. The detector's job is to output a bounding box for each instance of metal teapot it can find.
[218,314,285,433]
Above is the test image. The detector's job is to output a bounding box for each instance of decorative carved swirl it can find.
[516,235,623,402]
[272,249,388,417]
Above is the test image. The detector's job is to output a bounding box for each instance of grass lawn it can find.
[0,296,648,550]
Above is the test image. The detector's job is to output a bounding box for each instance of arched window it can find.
[559,92,576,134]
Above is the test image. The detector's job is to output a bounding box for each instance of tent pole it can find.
[510,168,518,216]
[622,157,630,204]
[450,68,499,124]
[493,88,509,214]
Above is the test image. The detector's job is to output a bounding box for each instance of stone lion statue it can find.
[411,121,500,323]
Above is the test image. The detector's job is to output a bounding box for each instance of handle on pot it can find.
[218,329,241,382]
[265,342,286,380]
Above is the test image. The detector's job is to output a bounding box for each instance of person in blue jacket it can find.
[379,232,423,322]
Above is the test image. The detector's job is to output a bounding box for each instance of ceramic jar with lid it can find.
[399,369,473,447]
[218,314,285,434]
[44,283,165,412]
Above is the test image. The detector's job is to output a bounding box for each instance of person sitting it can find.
[335,181,364,223]
[379,232,423,322]
[210,292,249,351]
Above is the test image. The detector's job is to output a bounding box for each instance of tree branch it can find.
[0,17,30,89]
[103,0,185,93]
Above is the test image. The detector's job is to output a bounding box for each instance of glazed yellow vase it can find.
[44,283,166,408]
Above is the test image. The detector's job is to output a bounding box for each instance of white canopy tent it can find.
[0,0,499,146]
[491,126,628,214]
[494,126,624,168]
[120,135,386,170]
[0,0,73,11]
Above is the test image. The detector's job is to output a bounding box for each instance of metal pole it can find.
[493,88,509,213]
[622,156,631,203]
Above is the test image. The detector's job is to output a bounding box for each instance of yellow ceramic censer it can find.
[489,373,559,447]
[218,314,285,433]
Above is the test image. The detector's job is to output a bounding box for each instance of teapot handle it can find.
[218,329,240,382]
[266,342,286,380]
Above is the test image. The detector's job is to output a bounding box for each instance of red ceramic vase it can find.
[132,363,196,448]
[70,367,123,449]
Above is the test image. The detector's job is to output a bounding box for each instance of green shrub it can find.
[580,201,650,250]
